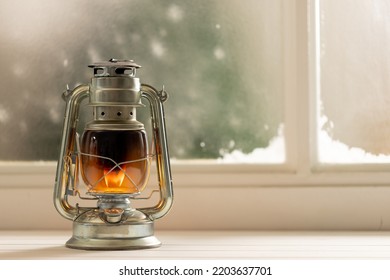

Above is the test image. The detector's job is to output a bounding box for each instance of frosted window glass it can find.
[0,0,284,161]
[319,0,390,163]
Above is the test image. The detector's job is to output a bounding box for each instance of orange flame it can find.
[104,166,126,188]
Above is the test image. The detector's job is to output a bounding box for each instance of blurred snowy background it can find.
[0,0,284,161]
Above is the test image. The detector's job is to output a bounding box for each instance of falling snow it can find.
[150,40,166,58]
[0,107,10,124]
[49,107,61,123]
[214,47,226,60]
[167,4,184,22]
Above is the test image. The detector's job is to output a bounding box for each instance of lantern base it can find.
[65,209,161,250]
[66,235,161,250]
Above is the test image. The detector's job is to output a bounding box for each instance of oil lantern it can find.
[54,59,173,250]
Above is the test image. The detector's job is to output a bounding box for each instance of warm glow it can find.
[85,161,150,195]
[104,166,126,188]
[80,129,150,195]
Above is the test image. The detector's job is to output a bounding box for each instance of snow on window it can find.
[218,124,285,164]
[318,115,390,164]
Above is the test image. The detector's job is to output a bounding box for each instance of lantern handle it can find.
[54,84,93,220]
[139,84,174,220]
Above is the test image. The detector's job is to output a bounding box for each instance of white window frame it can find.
[1,0,390,230]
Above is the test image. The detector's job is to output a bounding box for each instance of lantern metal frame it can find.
[53,60,173,250]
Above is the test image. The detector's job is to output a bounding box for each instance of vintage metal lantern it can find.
[54,59,173,250]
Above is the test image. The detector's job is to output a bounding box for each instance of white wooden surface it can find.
[1,231,390,260]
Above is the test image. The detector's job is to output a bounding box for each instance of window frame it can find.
[1,0,390,231]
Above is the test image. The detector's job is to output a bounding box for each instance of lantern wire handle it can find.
[54,84,91,220]
[138,84,173,220]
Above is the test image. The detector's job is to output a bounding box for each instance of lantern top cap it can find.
[89,58,141,69]
[88,59,141,77]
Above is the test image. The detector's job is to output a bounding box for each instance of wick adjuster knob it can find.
[103,208,124,223]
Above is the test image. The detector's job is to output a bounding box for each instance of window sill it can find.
[1,161,390,231]
[1,230,390,259]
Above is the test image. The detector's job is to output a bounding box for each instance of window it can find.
[1,0,389,174]
[0,0,285,163]
[316,0,390,165]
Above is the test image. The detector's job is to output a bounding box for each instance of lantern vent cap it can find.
[88,59,141,77]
